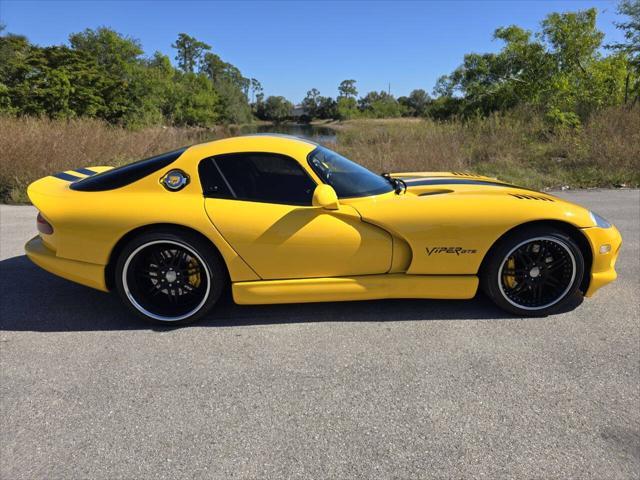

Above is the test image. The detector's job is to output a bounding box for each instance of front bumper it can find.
[580,225,622,297]
[25,236,108,292]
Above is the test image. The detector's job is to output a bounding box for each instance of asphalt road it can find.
[1,190,638,480]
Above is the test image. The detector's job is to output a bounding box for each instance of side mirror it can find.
[312,184,340,210]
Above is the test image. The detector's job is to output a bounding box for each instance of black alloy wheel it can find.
[115,231,225,325]
[481,227,585,316]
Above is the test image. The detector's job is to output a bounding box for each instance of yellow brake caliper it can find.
[187,258,201,288]
[505,256,517,288]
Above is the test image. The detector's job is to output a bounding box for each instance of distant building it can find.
[291,104,306,119]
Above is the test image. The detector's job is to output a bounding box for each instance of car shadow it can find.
[0,255,571,333]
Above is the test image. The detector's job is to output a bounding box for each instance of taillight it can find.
[36,212,54,235]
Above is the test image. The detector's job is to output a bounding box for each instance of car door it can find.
[200,152,392,280]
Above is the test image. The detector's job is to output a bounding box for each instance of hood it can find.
[361,171,587,222]
[390,171,539,195]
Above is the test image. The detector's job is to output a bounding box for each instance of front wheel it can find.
[115,231,226,325]
[481,227,585,316]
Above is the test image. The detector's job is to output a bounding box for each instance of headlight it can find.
[590,211,612,228]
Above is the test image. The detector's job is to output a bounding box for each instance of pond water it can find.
[238,123,337,144]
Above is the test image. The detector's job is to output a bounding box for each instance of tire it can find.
[114,230,226,325]
[481,226,585,316]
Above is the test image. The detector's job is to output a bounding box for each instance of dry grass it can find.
[1,107,638,203]
[0,117,230,202]
[335,107,640,190]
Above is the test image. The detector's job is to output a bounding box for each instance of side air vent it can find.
[509,193,554,202]
[451,171,473,176]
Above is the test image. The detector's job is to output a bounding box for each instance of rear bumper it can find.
[25,236,108,292]
[581,225,622,297]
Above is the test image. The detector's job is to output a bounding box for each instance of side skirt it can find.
[232,273,479,305]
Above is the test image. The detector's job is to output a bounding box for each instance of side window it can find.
[199,153,316,205]
[198,157,234,198]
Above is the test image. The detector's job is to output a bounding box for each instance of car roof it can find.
[198,133,317,150]
[241,133,319,144]
[183,134,320,163]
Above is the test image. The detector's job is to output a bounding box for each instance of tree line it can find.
[299,2,639,127]
[1,1,638,128]
[0,28,261,126]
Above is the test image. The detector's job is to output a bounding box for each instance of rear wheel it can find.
[481,226,585,316]
[115,231,225,325]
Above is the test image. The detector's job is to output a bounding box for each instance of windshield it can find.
[307,146,393,198]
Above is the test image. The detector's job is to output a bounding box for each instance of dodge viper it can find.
[25,135,621,324]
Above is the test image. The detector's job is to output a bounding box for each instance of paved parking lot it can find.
[1,190,638,479]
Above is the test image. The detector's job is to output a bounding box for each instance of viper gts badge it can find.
[426,247,478,256]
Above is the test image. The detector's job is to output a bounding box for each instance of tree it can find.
[542,9,603,73]
[250,78,264,116]
[0,32,31,114]
[428,7,627,124]
[358,91,404,117]
[200,51,252,123]
[0,27,251,127]
[201,52,247,89]
[68,28,148,123]
[315,96,337,119]
[338,79,358,98]
[69,27,143,71]
[0,34,109,120]
[214,78,252,124]
[302,88,321,118]
[608,0,640,104]
[250,78,263,104]
[172,33,211,73]
[125,51,178,127]
[168,72,219,126]
[398,89,431,116]
[424,96,463,120]
[261,96,292,123]
[611,0,640,62]
[336,96,358,120]
[540,8,619,121]
[409,88,431,115]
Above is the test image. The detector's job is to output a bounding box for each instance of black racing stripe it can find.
[52,172,82,182]
[74,167,98,176]
[403,178,539,192]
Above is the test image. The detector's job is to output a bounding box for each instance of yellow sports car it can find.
[25,135,621,324]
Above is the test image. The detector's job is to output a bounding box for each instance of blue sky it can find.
[1,0,627,102]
